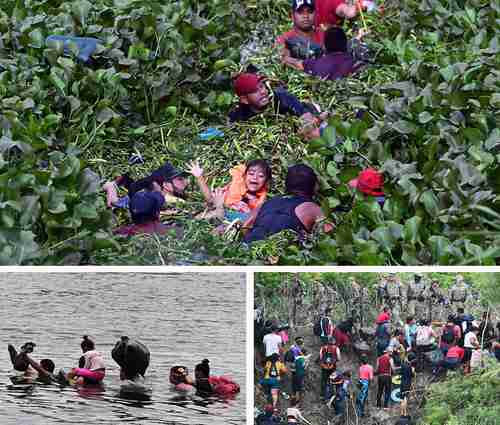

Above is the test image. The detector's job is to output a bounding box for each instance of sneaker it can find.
[128,153,144,165]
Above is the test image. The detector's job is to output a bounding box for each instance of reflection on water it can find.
[0,273,246,425]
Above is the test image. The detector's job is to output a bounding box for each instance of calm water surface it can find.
[0,273,246,425]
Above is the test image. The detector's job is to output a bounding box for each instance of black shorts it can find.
[400,385,411,399]
[292,374,304,392]
[464,348,473,363]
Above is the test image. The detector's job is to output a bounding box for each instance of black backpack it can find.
[284,349,295,363]
[442,326,455,344]
[269,362,279,378]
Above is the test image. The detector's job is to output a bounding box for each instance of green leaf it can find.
[392,120,416,134]
[420,190,440,217]
[72,0,92,26]
[78,168,100,196]
[19,196,40,227]
[48,189,67,214]
[418,111,433,124]
[403,216,422,245]
[429,235,452,264]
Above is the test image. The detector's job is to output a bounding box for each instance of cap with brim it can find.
[153,162,189,182]
[293,0,315,11]
[233,73,265,97]
[349,168,384,196]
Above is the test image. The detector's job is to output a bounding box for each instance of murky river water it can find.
[0,273,246,425]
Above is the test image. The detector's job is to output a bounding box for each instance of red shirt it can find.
[446,346,465,360]
[314,0,346,29]
[377,354,392,376]
[276,28,325,46]
[376,312,391,324]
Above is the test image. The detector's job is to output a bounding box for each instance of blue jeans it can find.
[356,380,369,417]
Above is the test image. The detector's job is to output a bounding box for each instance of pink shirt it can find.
[83,350,105,370]
[359,364,374,381]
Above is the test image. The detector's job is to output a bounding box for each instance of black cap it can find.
[292,0,315,11]
[152,162,189,182]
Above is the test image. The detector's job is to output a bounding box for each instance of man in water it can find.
[276,0,325,64]
[243,164,333,242]
[8,343,57,384]
[228,72,322,124]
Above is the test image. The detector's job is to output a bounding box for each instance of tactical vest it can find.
[451,284,466,302]
[386,282,400,298]
[408,282,425,300]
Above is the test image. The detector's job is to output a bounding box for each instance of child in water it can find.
[188,159,272,223]
[65,336,106,384]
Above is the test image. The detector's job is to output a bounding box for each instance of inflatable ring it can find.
[391,388,402,403]
[392,375,401,386]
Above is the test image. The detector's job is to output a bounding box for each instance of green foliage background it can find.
[1,0,499,264]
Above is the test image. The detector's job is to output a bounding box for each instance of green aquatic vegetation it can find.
[421,362,500,425]
[1,0,499,264]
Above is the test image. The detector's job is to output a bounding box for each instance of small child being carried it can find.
[188,159,272,223]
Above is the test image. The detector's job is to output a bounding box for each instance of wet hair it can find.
[81,335,95,352]
[324,27,348,53]
[285,164,318,198]
[40,359,55,373]
[245,159,272,183]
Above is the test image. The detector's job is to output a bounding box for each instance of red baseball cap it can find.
[233,73,264,97]
[349,168,384,196]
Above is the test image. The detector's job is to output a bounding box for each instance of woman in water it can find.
[66,336,106,384]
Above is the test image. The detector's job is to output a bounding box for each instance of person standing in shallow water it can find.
[65,336,105,384]
[195,359,213,394]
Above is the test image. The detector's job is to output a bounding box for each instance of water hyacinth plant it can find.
[0,0,499,264]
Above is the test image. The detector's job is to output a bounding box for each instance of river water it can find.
[0,273,246,425]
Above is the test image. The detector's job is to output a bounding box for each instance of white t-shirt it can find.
[464,331,478,349]
[416,326,434,346]
[263,333,282,357]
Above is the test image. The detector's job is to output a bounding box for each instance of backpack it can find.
[442,326,455,344]
[268,362,279,378]
[416,326,430,346]
[375,323,389,341]
[462,314,474,333]
[284,349,295,364]
[285,36,324,60]
[313,317,322,336]
[321,346,337,366]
